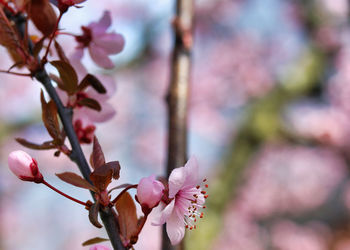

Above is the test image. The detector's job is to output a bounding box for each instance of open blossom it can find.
[137,175,164,212]
[153,157,208,245]
[8,150,43,182]
[89,245,110,250]
[75,11,125,69]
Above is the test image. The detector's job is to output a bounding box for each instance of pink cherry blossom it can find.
[152,157,207,245]
[75,11,125,69]
[8,150,43,182]
[137,175,164,212]
[89,245,110,250]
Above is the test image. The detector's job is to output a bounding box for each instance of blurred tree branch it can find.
[163,0,194,250]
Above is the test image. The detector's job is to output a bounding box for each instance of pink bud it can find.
[8,150,43,182]
[89,244,110,250]
[137,175,164,211]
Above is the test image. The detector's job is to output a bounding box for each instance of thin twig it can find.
[163,0,194,250]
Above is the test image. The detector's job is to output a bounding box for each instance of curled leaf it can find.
[88,202,103,228]
[78,74,107,94]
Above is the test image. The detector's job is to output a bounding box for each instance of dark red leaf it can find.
[77,97,102,111]
[33,36,45,57]
[115,192,139,246]
[41,91,61,140]
[78,74,107,94]
[56,172,97,191]
[50,60,78,95]
[88,202,102,228]
[54,40,69,63]
[105,161,121,180]
[82,237,109,246]
[91,136,105,169]
[90,165,113,191]
[0,8,21,50]
[16,138,56,150]
[27,0,57,36]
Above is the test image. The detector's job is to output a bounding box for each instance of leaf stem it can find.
[42,179,88,206]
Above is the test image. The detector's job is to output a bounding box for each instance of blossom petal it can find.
[183,156,199,188]
[152,199,175,226]
[89,11,111,35]
[93,33,125,54]
[89,44,114,69]
[168,167,186,198]
[70,48,87,79]
[75,102,116,123]
[166,211,185,245]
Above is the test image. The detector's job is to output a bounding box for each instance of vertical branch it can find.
[163,0,194,250]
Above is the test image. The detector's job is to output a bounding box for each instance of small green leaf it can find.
[50,60,78,95]
[82,237,109,246]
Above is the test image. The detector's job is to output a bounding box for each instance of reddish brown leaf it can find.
[78,74,107,94]
[82,237,109,246]
[105,161,121,180]
[50,60,78,95]
[56,172,97,191]
[0,8,21,50]
[16,138,56,150]
[115,192,139,245]
[41,91,61,140]
[27,0,57,36]
[90,165,113,191]
[91,136,105,169]
[33,36,45,57]
[54,40,69,63]
[88,202,103,228]
[77,97,102,111]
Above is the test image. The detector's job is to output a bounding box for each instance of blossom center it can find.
[75,26,92,47]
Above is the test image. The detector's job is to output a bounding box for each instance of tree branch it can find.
[163,0,194,250]
[7,9,126,250]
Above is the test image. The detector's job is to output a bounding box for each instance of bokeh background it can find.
[1,0,350,249]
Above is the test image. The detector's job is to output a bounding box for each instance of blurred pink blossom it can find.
[237,145,346,217]
[89,244,111,250]
[271,220,329,250]
[75,11,125,69]
[8,150,43,182]
[153,157,206,245]
[286,104,350,147]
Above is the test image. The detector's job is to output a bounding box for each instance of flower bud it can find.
[89,245,110,250]
[137,175,164,211]
[8,150,43,182]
